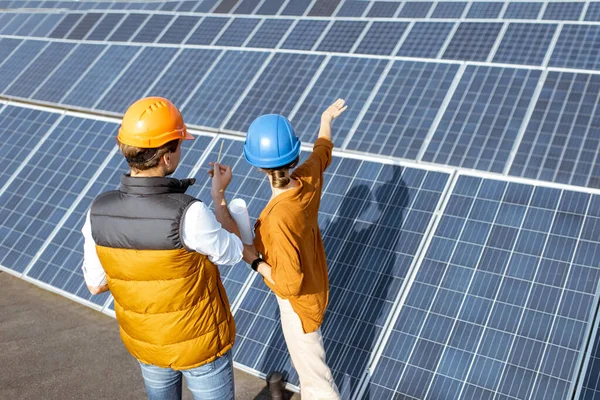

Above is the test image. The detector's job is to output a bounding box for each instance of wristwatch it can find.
[251,257,262,272]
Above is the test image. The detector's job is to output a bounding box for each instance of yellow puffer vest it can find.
[90,175,235,370]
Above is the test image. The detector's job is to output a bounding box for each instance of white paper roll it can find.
[228,198,254,245]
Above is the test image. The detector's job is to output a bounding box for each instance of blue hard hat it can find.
[243,114,300,169]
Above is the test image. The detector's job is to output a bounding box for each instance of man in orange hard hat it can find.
[80,97,270,400]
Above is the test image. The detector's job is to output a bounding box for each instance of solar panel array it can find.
[1,1,600,399]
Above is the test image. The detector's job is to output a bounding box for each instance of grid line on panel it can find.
[232,0,262,14]
[107,13,149,42]
[48,12,83,38]
[32,14,66,37]
[85,13,125,41]
[0,37,23,71]
[421,66,542,174]
[493,23,557,66]
[131,13,173,43]
[15,13,53,37]
[157,15,201,44]
[66,12,103,40]
[255,0,286,15]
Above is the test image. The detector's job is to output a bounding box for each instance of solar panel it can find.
[549,25,600,71]
[5,42,74,99]
[62,45,141,109]
[280,20,329,50]
[422,66,541,173]
[0,13,32,35]
[33,43,104,103]
[364,175,600,400]
[0,106,60,193]
[131,14,173,43]
[0,112,118,275]
[465,2,504,19]
[543,2,585,21]
[398,1,433,18]
[354,21,409,56]
[430,1,467,18]
[107,13,149,42]
[396,22,455,59]
[158,15,200,44]
[183,50,269,128]
[585,2,600,21]
[147,48,221,109]
[4,14,38,36]
[291,56,388,144]
[185,17,229,45]
[193,0,218,13]
[245,19,293,49]
[85,13,124,41]
[159,1,178,11]
[233,0,261,14]
[280,0,311,16]
[224,53,325,133]
[0,38,22,69]
[48,12,82,38]
[510,71,600,189]
[175,0,196,12]
[233,153,450,396]
[493,22,557,66]
[213,0,238,13]
[31,13,65,37]
[442,22,503,62]
[66,12,103,40]
[95,46,178,114]
[348,60,459,160]
[316,21,368,53]
[0,40,47,93]
[307,0,341,17]
[215,17,260,47]
[335,0,368,17]
[367,1,400,18]
[255,0,284,15]
[503,2,543,20]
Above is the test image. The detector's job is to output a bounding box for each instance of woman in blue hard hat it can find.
[243,99,347,399]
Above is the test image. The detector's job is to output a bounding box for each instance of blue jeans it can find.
[138,352,234,400]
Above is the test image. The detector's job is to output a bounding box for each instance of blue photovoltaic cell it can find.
[213,0,238,13]
[233,156,449,395]
[335,0,368,17]
[66,12,103,40]
[62,45,140,109]
[245,19,292,49]
[48,13,82,38]
[443,22,503,62]
[365,175,600,400]
[0,38,22,69]
[175,1,196,12]
[31,13,64,37]
[348,60,459,159]
[578,308,600,400]
[183,50,269,128]
[465,2,504,19]
[142,2,162,10]
[0,114,117,275]
[503,2,543,19]
[185,17,229,45]
[0,40,47,93]
[510,72,600,188]
[543,2,585,21]
[147,48,221,109]
[107,13,148,42]
[110,1,128,9]
[0,106,60,191]
[316,21,368,53]
[233,0,261,14]
[95,47,178,114]
[33,43,104,103]
[280,0,311,15]
[397,22,455,58]
[215,18,261,47]
[131,14,173,43]
[549,25,600,70]
[158,15,200,44]
[493,23,557,66]
[280,20,329,50]
[255,0,284,14]
[85,13,125,41]
[159,2,178,11]
[354,21,409,56]
[5,42,74,99]
[431,1,467,18]
[225,53,325,133]
[14,14,49,36]
[1,14,33,35]
[422,66,541,173]
[367,1,400,17]
[193,0,218,13]
[585,2,600,21]
[292,56,388,144]
[398,2,433,18]
[307,0,341,16]
[0,14,16,32]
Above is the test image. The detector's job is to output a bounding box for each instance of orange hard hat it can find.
[117,97,194,148]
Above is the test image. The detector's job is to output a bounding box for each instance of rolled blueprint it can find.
[228,198,254,245]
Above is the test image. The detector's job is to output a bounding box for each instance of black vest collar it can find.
[120,174,196,195]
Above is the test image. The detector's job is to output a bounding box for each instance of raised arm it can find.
[317,98,347,141]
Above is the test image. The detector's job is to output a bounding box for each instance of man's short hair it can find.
[118,139,179,171]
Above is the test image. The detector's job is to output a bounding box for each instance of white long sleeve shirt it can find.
[81,201,244,288]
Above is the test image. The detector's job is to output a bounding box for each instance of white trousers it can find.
[276,296,341,400]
